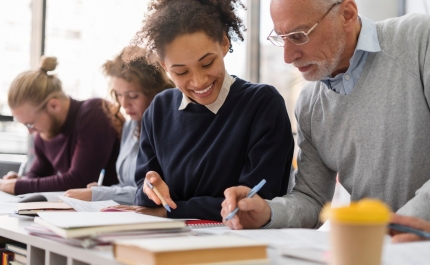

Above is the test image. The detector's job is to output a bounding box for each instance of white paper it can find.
[225,229,330,250]
[56,195,118,212]
[382,241,430,265]
[0,191,20,203]
[0,202,19,215]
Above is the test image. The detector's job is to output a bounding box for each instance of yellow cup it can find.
[321,199,390,265]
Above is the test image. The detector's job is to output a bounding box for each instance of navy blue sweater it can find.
[135,77,294,221]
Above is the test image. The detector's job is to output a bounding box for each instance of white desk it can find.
[0,215,316,265]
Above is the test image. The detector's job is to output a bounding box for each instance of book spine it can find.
[2,252,13,265]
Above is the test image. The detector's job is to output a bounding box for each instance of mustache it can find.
[292,60,323,68]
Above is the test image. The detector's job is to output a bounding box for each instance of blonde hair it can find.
[8,56,66,109]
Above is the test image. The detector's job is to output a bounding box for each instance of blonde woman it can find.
[64,47,174,204]
[0,57,122,195]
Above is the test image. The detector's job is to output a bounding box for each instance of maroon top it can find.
[15,98,120,195]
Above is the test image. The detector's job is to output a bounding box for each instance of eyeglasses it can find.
[267,2,342,46]
[23,107,45,130]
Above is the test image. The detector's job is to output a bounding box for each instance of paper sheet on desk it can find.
[0,191,20,203]
[0,203,19,215]
[194,228,330,250]
[382,241,430,265]
[56,195,119,212]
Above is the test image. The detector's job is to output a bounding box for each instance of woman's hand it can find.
[143,171,177,210]
[101,205,167,217]
[63,188,92,201]
[86,182,98,188]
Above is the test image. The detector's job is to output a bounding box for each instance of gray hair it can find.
[310,0,343,10]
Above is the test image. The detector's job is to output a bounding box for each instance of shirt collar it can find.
[354,16,381,55]
[321,15,380,84]
[178,71,235,114]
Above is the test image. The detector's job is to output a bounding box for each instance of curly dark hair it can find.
[132,0,246,64]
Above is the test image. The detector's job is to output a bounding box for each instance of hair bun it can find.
[39,56,58,72]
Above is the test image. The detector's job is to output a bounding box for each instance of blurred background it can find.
[0,0,429,173]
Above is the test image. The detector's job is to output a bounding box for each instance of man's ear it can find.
[341,0,359,33]
[45,98,61,113]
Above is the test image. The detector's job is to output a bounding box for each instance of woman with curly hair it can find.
[64,47,174,204]
[107,0,295,221]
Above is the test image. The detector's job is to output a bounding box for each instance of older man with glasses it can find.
[222,0,430,229]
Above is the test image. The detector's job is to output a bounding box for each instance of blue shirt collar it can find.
[320,16,380,94]
[354,16,381,55]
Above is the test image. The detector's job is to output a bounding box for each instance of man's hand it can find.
[143,171,177,210]
[63,188,92,201]
[101,205,167,217]
[0,178,17,194]
[390,214,430,243]
[221,186,272,230]
[2,171,18,180]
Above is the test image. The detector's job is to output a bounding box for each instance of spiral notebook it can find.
[185,219,225,228]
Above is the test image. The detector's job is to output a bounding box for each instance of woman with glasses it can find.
[0,56,122,195]
[105,0,295,221]
[64,47,175,204]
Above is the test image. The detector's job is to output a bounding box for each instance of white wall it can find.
[355,0,399,21]
[407,0,430,14]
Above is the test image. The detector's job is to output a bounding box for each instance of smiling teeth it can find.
[194,84,213,94]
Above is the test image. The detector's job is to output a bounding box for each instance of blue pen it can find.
[389,223,430,239]
[225,179,266,221]
[146,181,171,212]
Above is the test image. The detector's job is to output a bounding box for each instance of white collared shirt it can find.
[178,71,235,114]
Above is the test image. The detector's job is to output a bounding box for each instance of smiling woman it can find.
[105,0,295,221]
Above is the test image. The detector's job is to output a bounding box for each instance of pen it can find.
[146,181,171,212]
[389,223,430,239]
[97,169,105,186]
[225,179,266,221]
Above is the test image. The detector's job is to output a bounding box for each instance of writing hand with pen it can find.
[101,171,177,217]
[221,180,272,230]
[389,214,430,243]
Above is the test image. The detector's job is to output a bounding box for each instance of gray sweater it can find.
[267,14,430,228]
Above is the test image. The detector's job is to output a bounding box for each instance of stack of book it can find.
[1,242,27,265]
[30,212,189,248]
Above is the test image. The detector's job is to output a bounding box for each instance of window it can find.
[259,1,306,134]
[44,0,247,99]
[0,0,32,115]
[224,5,247,79]
[44,0,151,100]
[0,0,32,154]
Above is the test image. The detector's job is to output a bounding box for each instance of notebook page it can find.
[56,195,118,212]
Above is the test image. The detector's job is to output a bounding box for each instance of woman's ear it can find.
[159,61,168,72]
[221,34,230,56]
